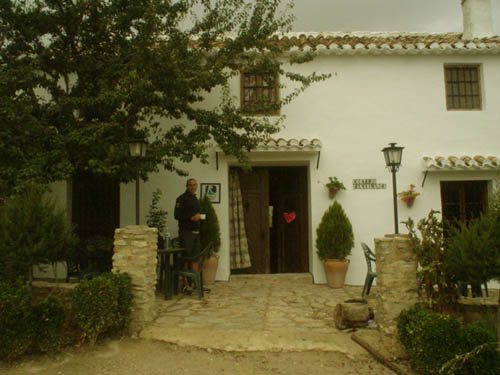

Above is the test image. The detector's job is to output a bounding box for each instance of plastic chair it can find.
[172,243,213,300]
[361,242,376,297]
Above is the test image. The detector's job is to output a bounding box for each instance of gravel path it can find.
[0,338,396,375]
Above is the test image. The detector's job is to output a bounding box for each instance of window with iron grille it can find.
[444,65,481,110]
[440,181,488,234]
[240,72,279,115]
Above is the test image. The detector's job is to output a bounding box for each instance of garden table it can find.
[157,247,185,300]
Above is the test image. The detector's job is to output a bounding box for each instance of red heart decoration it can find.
[283,212,296,224]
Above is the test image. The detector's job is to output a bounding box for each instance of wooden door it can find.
[270,167,308,273]
[237,168,270,274]
[72,173,120,242]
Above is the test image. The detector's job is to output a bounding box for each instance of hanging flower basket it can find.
[325,177,345,199]
[398,184,420,208]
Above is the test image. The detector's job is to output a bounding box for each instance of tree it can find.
[0,186,78,283]
[0,0,327,195]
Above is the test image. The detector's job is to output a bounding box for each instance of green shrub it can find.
[0,186,78,283]
[199,195,221,255]
[404,211,457,311]
[0,280,33,361]
[70,272,133,344]
[31,296,65,353]
[398,305,500,375]
[315,201,354,260]
[397,305,462,374]
[445,216,500,292]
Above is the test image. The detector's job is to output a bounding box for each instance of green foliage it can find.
[397,305,500,375]
[0,280,67,361]
[147,189,168,235]
[199,195,221,255]
[0,186,78,283]
[445,216,500,290]
[325,177,345,190]
[0,0,329,194]
[30,296,65,353]
[0,280,33,361]
[315,201,354,260]
[404,211,457,311]
[70,272,133,345]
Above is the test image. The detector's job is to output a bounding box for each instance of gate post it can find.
[374,234,419,335]
[113,225,158,333]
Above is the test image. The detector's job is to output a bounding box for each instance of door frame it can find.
[228,160,313,275]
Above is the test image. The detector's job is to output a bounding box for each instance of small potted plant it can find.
[325,177,346,199]
[146,189,168,249]
[398,184,420,207]
[316,201,354,288]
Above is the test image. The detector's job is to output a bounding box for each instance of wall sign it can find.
[353,179,387,190]
[200,183,221,203]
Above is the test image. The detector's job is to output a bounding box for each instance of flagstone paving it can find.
[141,274,376,356]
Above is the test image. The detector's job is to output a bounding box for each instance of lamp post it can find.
[128,138,147,225]
[382,142,404,234]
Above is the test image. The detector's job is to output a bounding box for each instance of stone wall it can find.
[113,225,158,333]
[374,234,419,335]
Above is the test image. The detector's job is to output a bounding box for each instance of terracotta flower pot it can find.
[323,259,349,288]
[404,197,415,207]
[202,254,219,285]
[328,188,338,199]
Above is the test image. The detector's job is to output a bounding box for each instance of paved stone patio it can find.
[141,274,377,356]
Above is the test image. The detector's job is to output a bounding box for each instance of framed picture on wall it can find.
[200,183,221,204]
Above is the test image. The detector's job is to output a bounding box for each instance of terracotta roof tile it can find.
[423,155,500,170]
[260,32,500,55]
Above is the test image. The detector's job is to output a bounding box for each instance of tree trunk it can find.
[334,302,374,330]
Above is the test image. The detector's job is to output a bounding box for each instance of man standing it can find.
[174,178,201,257]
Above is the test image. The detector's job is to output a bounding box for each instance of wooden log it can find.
[334,302,374,330]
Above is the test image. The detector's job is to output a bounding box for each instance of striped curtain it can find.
[229,170,251,269]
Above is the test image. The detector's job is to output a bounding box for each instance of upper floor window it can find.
[444,65,481,110]
[240,72,279,115]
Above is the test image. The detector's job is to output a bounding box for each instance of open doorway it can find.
[231,166,309,274]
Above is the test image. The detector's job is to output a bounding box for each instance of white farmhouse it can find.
[50,0,500,288]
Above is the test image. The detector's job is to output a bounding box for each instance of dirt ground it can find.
[0,338,397,375]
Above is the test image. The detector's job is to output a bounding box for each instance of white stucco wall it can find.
[116,51,500,287]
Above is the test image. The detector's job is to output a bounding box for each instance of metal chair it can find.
[361,242,376,297]
[172,243,213,300]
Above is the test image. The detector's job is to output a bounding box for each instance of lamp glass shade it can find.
[128,139,147,157]
[382,143,404,168]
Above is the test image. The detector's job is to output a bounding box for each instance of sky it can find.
[290,0,500,34]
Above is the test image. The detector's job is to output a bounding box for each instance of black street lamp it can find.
[128,138,147,225]
[382,142,404,234]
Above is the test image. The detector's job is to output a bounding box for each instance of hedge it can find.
[397,304,499,375]
[70,272,133,344]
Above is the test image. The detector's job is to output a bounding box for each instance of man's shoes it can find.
[182,286,193,295]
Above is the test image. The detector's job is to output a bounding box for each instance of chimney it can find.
[461,0,494,39]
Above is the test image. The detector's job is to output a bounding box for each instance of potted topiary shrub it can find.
[199,195,221,285]
[316,201,354,288]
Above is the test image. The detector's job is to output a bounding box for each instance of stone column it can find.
[374,234,419,335]
[112,225,158,333]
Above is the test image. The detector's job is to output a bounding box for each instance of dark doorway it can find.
[72,172,120,242]
[233,166,309,274]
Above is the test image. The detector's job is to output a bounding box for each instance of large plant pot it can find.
[202,255,219,285]
[323,259,349,288]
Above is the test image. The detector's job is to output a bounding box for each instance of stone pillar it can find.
[112,225,158,333]
[374,234,419,335]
